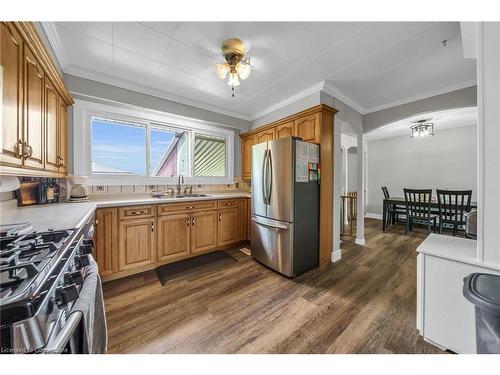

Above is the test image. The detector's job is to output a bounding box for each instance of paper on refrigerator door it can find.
[295,141,319,182]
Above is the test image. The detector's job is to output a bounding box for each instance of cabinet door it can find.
[94,208,118,276]
[236,199,247,242]
[295,113,320,144]
[118,218,155,271]
[23,45,44,170]
[191,210,218,254]
[157,213,191,262]
[0,23,24,167]
[240,135,255,180]
[57,97,68,174]
[276,121,295,139]
[247,198,252,241]
[255,128,275,144]
[44,78,59,172]
[217,207,238,246]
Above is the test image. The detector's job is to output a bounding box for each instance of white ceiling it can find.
[45,21,477,119]
[365,106,477,141]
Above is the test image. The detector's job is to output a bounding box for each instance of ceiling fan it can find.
[214,38,251,98]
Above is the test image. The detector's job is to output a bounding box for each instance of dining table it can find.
[382,197,477,231]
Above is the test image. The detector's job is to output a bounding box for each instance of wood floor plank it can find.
[102,219,446,354]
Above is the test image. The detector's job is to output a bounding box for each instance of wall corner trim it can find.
[355,238,366,246]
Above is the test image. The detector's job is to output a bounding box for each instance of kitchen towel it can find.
[72,257,108,354]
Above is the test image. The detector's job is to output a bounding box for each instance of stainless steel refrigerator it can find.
[251,136,319,277]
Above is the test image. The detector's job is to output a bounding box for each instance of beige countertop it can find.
[0,192,251,233]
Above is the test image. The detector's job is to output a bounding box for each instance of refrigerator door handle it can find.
[262,149,269,204]
[251,217,289,230]
[266,149,273,203]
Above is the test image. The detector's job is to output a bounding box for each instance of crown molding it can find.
[64,65,253,121]
[364,81,477,114]
[40,22,68,70]
[250,81,327,121]
[41,21,478,123]
[322,81,368,114]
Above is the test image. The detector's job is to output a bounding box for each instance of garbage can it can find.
[463,273,500,353]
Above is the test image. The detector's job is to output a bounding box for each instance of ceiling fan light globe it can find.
[228,72,240,87]
[236,62,251,80]
[215,63,230,79]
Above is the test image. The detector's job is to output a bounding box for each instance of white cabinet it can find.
[416,234,500,353]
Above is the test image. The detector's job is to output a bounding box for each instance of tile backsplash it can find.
[87,183,244,196]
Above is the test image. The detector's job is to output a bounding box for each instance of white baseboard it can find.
[332,249,342,262]
[355,238,366,245]
[365,213,383,220]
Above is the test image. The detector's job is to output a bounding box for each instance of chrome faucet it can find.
[176,174,184,196]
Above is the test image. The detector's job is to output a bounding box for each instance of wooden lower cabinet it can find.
[218,207,238,246]
[118,218,155,271]
[247,198,252,241]
[191,210,218,254]
[94,208,118,276]
[98,199,249,281]
[157,213,191,261]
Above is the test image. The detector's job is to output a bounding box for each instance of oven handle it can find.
[43,311,83,354]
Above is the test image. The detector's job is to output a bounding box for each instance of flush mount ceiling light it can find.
[215,38,251,98]
[410,119,434,138]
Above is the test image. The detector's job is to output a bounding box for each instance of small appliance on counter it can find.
[15,178,61,206]
[67,175,90,202]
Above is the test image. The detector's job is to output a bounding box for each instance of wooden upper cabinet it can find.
[95,208,118,276]
[255,128,275,144]
[44,78,59,172]
[118,218,155,271]
[295,113,321,144]
[0,23,24,167]
[57,97,68,174]
[157,213,191,262]
[218,207,238,247]
[1,22,73,177]
[191,210,218,254]
[240,134,255,180]
[276,121,295,139]
[23,45,45,170]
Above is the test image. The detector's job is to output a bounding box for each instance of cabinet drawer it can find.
[157,200,217,215]
[119,205,155,220]
[217,199,240,209]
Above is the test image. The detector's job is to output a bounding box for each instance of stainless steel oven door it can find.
[251,215,293,277]
[43,311,85,354]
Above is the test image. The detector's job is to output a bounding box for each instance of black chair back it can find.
[381,186,389,199]
[436,189,472,225]
[404,188,432,219]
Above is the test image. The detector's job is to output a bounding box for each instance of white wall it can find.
[366,125,477,215]
[347,148,358,193]
[477,22,500,266]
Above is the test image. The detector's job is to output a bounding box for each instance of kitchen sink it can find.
[153,194,209,199]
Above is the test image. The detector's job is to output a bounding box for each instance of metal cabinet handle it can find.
[186,206,195,209]
[187,217,190,226]
[219,213,222,222]
[26,143,33,157]
[130,210,147,215]
[192,217,195,226]
[224,202,232,206]
[151,222,154,232]
[15,139,24,158]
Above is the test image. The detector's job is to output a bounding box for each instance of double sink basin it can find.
[153,193,210,199]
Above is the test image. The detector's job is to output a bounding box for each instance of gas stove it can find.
[0,214,95,354]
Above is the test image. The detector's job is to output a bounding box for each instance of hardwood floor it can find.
[102,218,445,354]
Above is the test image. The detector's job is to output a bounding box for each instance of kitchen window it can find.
[74,99,234,185]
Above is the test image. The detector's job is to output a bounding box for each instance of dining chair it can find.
[403,188,437,234]
[381,186,405,227]
[436,189,472,236]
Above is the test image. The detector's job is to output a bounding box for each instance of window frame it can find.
[73,99,235,185]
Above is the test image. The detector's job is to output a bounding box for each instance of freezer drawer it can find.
[251,215,293,277]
